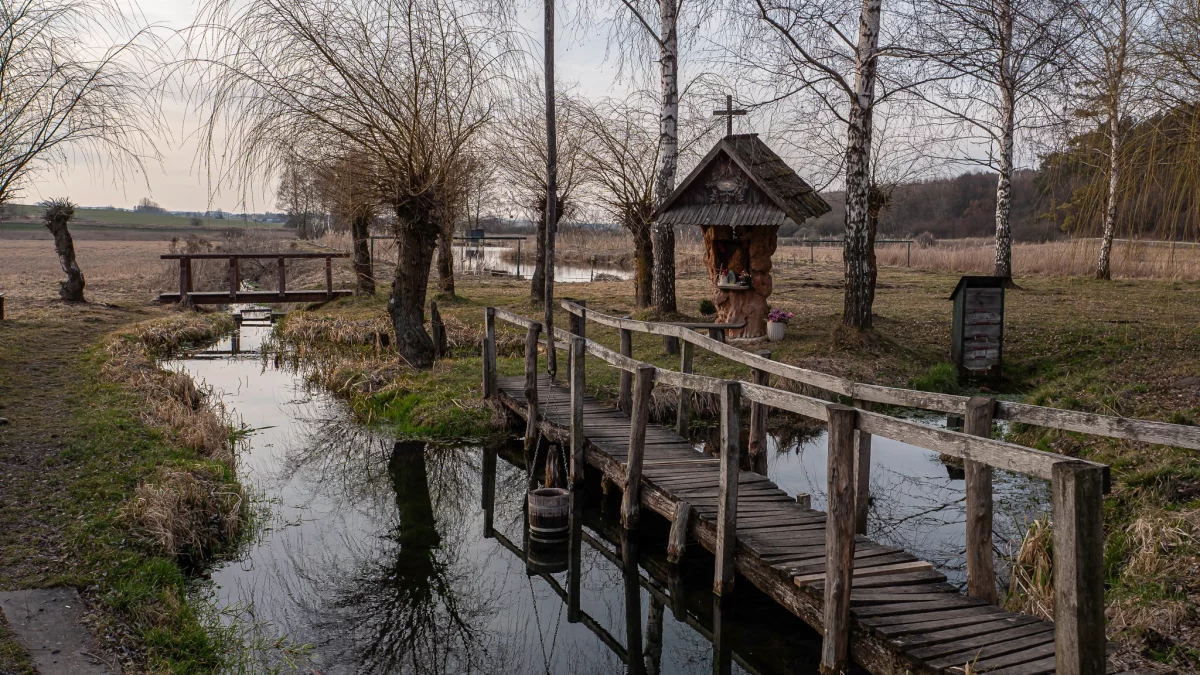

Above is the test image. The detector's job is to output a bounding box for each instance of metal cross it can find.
[712,95,747,136]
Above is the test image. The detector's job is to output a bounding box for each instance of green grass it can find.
[1,204,285,230]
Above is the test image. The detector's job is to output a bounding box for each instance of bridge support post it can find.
[325,256,333,299]
[523,323,542,470]
[621,364,655,529]
[676,341,694,435]
[714,380,742,596]
[277,257,286,298]
[482,308,497,398]
[1053,461,1106,675]
[964,396,998,603]
[821,403,858,675]
[481,447,496,538]
[853,398,872,535]
[567,487,583,623]
[228,257,238,300]
[749,351,772,476]
[618,327,633,413]
[569,336,586,486]
[568,299,586,339]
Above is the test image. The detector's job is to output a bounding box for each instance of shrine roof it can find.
[656,134,831,227]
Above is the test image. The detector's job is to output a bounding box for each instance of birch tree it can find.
[913,0,1079,278]
[744,0,888,329]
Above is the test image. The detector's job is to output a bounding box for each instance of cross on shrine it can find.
[713,94,747,136]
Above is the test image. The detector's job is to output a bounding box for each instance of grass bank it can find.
[0,306,251,673]
[292,263,1200,668]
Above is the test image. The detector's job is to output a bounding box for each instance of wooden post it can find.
[821,403,858,675]
[618,327,633,413]
[325,256,333,299]
[667,500,691,564]
[964,396,998,604]
[568,299,586,339]
[853,399,873,535]
[0,293,5,321]
[621,364,656,529]
[568,487,583,623]
[482,308,497,398]
[713,596,733,675]
[714,380,741,596]
[523,323,542,460]
[664,335,680,355]
[277,256,286,297]
[709,326,726,343]
[228,257,238,299]
[178,257,191,301]
[1052,461,1106,675]
[482,447,496,538]
[748,350,772,476]
[621,528,646,675]
[569,336,586,486]
[676,341,694,435]
[430,301,447,360]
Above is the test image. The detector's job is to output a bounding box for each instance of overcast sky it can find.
[26,0,652,213]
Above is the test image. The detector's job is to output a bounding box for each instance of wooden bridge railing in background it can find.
[485,306,1112,675]
[158,252,352,305]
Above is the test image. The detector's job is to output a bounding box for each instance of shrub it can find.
[908,362,960,394]
[699,299,716,316]
[915,231,937,248]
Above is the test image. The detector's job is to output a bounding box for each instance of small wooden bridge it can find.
[483,301,1200,675]
[157,252,352,305]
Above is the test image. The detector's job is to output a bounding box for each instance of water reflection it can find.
[173,328,823,674]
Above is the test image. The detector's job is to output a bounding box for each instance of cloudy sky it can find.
[26,0,648,213]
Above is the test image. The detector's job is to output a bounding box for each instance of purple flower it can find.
[767,309,794,324]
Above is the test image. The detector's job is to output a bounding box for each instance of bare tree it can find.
[315,152,379,294]
[0,0,160,205]
[740,0,891,329]
[577,96,661,307]
[490,80,585,305]
[41,198,85,301]
[193,0,504,368]
[276,159,322,239]
[912,0,1079,278]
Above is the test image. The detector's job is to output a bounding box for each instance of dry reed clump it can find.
[1005,518,1056,621]
[117,312,236,356]
[1107,508,1200,644]
[123,464,243,563]
[280,312,395,347]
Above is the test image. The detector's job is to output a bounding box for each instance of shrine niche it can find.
[656,134,830,337]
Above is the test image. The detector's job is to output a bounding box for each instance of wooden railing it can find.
[159,252,352,305]
[485,306,1111,675]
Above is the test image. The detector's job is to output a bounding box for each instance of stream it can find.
[169,320,1048,674]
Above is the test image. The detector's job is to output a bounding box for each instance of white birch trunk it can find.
[842,0,881,330]
[1097,104,1120,280]
[652,0,679,314]
[993,0,1015,279]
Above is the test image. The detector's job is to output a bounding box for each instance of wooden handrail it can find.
[160,252,350,260]
[560,299,1200,451]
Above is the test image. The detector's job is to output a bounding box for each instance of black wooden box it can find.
[950,276,1005,382]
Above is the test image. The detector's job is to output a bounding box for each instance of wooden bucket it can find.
[527,487,570,543]
[526,536,569,574]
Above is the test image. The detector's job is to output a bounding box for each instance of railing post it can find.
[1052,461,1106,675]
[676,340,694,435]
[568,299,586,339]
[430,301,447,360]
[569,335,586,486]
[621,364,656,529]
[178,257,192,303]
[714,380,742,596]
[0,293,5,321]
[228,257,238,300]
[964,396,998,604]
[667,500,692,564]
[821,403,858,675]
[749,350,772,475]
[853,399,872,535]
[523,322,542,461]
[277,256,286,298]
[325,256,333,299]
[482,307,497,398]
[709,327,726,344]
[481,447,496,538]
[618,326,633,413]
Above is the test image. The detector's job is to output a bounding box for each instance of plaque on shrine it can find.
[656,134,830,337]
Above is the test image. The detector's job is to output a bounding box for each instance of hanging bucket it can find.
[527,487,570,543]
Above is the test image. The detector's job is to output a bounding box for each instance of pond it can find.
[453,245,632,283]
[170,321,1047,673]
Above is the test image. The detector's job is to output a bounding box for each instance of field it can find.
[4,229,1200,669]
[1,203,288,235]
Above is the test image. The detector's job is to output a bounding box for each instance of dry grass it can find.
[123,465,243,563]
[1006,518,1056,621]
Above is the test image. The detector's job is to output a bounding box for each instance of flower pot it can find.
[767,321,786,342]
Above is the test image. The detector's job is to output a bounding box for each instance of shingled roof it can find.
[656,134,831,227]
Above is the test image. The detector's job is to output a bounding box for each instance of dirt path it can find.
[0,301,158,673]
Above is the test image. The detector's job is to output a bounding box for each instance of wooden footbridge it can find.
[482,301,1200,675]
[157,252,352,305]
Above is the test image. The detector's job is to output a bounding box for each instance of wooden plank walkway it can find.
[498,375,1123,675]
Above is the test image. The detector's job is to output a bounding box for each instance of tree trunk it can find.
[993,0,1015,280]
[388,202,440,369]
[1096,107,1120,281]
[631,211,655,308]
[841,0,881,331]
[437,221,455,297]
[351,213,375,295]
[652,0,680,315]
[532,205,547,305]
[43,203,86,302]
[543,0,558,379]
